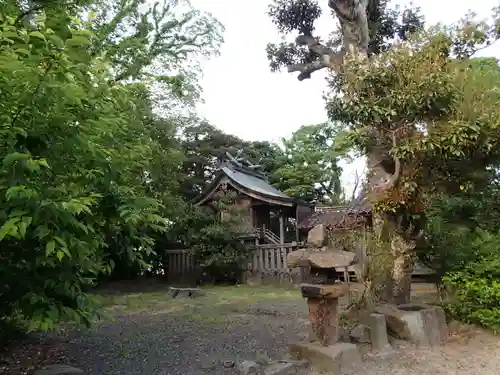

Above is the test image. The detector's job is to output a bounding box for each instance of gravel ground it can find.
[60,300,310,375]
[22,283,500,375]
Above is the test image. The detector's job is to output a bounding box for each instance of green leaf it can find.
[48,34,64,49]
[0,218,20,241]
[29,31,46,41]
[3,152,30,168]
[45,240,56,256]
[56,250,65,261]
[66,35,91,46]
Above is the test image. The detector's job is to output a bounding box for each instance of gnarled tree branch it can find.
[287,0,370,80]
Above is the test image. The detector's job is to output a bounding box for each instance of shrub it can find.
[442,230,500,332]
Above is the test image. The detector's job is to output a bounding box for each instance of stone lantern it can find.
[287,249,355,345]
[286,247,361,372]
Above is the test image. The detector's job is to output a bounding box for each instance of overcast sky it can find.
[189,0,500,195]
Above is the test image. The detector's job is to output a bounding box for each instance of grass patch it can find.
[91,284,302,324]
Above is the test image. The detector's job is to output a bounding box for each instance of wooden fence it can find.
[164,249,197,286]
[165,243,304,286]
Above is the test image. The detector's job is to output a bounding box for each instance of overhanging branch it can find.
[287,35,344,80]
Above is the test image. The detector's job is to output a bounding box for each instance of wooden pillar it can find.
[279,209,285,244]
[295,205,300,242]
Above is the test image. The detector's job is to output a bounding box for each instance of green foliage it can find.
[443,232,500,332]
[422,174,500,331]
[272,123,345,204]
[0,0,222,330]
[165,195,249,284]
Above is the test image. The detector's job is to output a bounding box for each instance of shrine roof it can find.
[194,153,311,207]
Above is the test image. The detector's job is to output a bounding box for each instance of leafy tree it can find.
[272,123,344,204]
[266,0,500,304]
[0,0,222,329]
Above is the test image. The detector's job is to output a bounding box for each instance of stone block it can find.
[307,224,327,247]
[288,342,361,374]
[369,313,394,354]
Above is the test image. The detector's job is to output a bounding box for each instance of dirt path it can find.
[349,328,500,375]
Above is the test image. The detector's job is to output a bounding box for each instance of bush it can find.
[442,230,500,332]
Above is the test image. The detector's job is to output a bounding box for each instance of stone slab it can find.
[168,287,205,298]
[300,283,348,299]
[288,342,361,373]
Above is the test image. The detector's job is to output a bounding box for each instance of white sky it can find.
[190,0,500,195]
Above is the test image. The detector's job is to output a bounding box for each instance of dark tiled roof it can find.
[298,206,347,229]
[298,190,372,230]
[346,189,372,215]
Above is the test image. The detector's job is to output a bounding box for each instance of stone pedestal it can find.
[289,342,361,374]
[300,283,348,346]
[307,298,339,345]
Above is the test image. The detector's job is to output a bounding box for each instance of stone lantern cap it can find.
[287,248,357,269]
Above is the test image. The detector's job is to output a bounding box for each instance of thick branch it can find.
[287,35,343,80]
[287,0,370,81]
[377,132,401,191]
[287,61,327,80]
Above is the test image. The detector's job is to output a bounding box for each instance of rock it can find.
[223,360,235,368]
[308,250,356,269]
[237,360,264,375]
[34,364,84,375]
[349,324,371,343]
[374,304,413,341]
[307,224,327,247]
[286,249,310,268]
[375,303,448,347]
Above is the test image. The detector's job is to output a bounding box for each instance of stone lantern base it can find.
[289,342,361,374]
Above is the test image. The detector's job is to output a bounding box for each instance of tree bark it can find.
[389,234,415,304]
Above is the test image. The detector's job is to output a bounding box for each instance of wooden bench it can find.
[168,287,205,298]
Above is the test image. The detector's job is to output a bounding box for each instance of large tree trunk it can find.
[287,0,416,305]
[389,233,415,304]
